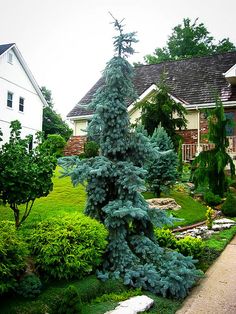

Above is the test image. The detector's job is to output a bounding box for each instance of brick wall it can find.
[64,136,87,156]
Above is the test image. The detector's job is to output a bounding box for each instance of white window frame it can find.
[7,91,13,108]
[19,97,24,113]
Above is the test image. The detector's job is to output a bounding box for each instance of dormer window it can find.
[8,52,13,64]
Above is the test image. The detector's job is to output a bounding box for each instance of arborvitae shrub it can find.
[221,193,236,217]
[28,214,108,280]
[15,274,42,298]
[204,191,221,206]
[84,141,99,158]
[0,221,28,294]
[41,134,66,157]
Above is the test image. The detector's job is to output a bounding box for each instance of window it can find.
[19,97,24,112]
[7,92,13,108]
[225,112,235,136]
[8,52,13,64]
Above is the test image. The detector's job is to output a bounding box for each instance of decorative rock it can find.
[213,218,236,225]
[105,295,154,314]
[147,198,181,210]
[212,224,233,231]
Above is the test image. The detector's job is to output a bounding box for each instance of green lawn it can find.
[0,167,86,225]
[143,190,208,227]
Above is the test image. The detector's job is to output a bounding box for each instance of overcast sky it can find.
[0,0,236,119]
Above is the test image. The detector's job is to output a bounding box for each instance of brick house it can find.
[66,52,236,159]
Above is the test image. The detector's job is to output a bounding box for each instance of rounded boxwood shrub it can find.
[175,236,205,259]
[221,193,236,217]
[0,221,28,294]
[15,273,42,298]
[28,213,108,280]
[204,191,221,206]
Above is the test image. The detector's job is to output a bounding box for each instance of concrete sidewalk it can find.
[176,236,236,314]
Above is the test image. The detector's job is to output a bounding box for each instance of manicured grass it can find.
[143,190,208,227]
[0,167,87,225]
[167,190,208,227]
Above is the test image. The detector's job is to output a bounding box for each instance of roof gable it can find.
[0,43,15,56]
[68,51,236,118]
[0,43,47,107]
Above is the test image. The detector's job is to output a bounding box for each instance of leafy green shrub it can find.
[154,228,177,248]
[0,221,28,294]
[41,134,66,157]
[221,193,236,217]
[155,228,204,259]
[176,236,205,259]
[204,191,221,206]
[15,274,42,298]
[28,214,108,280]
[84,141,99,158]
[55,285,82,314]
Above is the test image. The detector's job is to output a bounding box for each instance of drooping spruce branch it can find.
[59,18,202,298]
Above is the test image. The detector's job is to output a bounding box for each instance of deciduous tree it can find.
[0,121,56,228]
[145,18,235,64]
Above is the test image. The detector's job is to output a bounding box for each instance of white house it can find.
[0,43,47,145]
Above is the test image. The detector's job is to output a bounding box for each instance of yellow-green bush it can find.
[0,221,28,294]
[28,213,108,280]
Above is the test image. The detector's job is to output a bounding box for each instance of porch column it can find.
[197,107,201,155]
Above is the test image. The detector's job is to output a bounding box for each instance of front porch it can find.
[182,136,236,162]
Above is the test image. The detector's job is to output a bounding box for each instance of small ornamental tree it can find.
[146,126,178,197]
[59,18,201,298]
[137,75,187,150]
[0,120,57,228]
[192,99,235,196]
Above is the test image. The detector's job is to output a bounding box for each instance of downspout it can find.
[197,106,200,155]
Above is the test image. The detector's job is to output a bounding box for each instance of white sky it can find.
[0,0,236,119]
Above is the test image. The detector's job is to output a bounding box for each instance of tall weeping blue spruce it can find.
[59,18,202,298]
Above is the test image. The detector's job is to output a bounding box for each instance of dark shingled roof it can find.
[67,51,236,118]
[0,43,14,56]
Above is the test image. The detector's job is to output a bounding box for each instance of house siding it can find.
[0,48,43,145]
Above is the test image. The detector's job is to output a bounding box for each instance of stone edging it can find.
[172,211,219,233]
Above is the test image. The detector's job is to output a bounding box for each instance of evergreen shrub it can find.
[0,221,28,294]
[154,228,177,248]
[28,214,108,279]
[84,141,99,158]
[204,191,221,206]
[15,274,42,298]
[221,193,236,217]
[155,228,204,259]
[54,285,82,314]
[41,134,66,157]
[175,236,205,259]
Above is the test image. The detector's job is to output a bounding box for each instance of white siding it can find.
[74,120,88,136]
[0,49,43,144]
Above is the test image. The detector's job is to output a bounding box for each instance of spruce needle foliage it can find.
[59,18,202,298]
[192,99,235,196]
[146,126,178,197]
